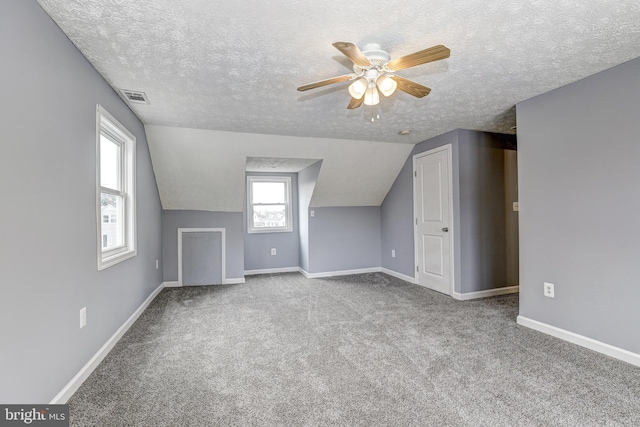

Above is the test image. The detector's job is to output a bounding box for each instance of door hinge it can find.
[416,266,419,272]
[414,171,417,177]
[415,218,418,225]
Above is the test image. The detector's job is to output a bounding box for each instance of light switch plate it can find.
[80,307,87,328]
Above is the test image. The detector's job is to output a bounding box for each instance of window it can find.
[96,105,136,270]
[247,176,292,233]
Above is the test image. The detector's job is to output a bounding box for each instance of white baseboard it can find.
[453,285,519,300]
[380,268,417,284]
[301,267,381,279]
[168,279,245,286]
[257,266,415,284]
[517,315,640,368]
[50,282,165,404]
[244,267,300,276]
[299,268,311,278]
[162,281,180,288]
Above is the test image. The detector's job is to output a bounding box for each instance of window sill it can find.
[98,248,137,271]
[247,228,293,234]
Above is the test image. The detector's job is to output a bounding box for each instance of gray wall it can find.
[0,0,163,403]
[298,162,322,272]
[458,130,518,291]
[517,57,640,354]
[504,150,520,287]
[308,207,381,273]
[182,232,222,285]
[162,211,244,281]
[381,131,461,285]
[380,129,517,293]
[244,173,299,271]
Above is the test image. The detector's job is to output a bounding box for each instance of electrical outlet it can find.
[80,307,87,328]
[391,250,396,258]
[271,248,276,256]
[544,282,555,298]
[513,202,519,211]
[155,259,159,269]
[310,210,315,217]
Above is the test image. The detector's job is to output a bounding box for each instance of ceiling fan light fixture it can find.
[376,75,397,97]
[348,78,368,100]
[363,86,380,106]
[297,41,450,112]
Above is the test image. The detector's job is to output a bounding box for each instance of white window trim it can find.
[96,105,137,270]
[247,176,293,234]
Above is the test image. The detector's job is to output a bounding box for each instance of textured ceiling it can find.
[145,126,413,211]
[36,0,640,145]
[246,157,321,173]
[35,0,640,211]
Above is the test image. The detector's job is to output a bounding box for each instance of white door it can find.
[414,145,453,295]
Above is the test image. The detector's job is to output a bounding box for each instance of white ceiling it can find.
[145,126,412,210]
[246,157,321,173]
[35,0,640,210]
[36,0,640,143]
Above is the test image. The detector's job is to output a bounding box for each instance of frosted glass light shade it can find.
[376,75,397,97]
[364,86,380,105]
[348,78,368,99]
[363,87,380,106]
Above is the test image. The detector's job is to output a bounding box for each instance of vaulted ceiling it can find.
[36,0,640,210]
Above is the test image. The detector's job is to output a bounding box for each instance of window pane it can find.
[252,205,286,228]
[252,182,285,204]
[100,192,124,249]
[100,135,121,190]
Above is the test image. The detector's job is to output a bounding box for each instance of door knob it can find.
[442,227,449,232]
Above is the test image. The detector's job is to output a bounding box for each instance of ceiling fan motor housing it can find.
[354,44,392,81]
[361,43,391,63]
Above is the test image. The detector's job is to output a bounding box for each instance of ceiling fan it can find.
[297,42,450,109]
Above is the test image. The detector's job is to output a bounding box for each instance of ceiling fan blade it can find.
[391,76,431,98]
[347,97,364,109]
[297,74,353,91]
[387,45,450,71]
[332,42,371,67]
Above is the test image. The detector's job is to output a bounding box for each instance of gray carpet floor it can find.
[68,273,640,426]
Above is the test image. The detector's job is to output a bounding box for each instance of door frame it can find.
[412,144,455,296]
[177,228,226,286]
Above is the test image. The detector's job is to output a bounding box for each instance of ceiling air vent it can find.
[119,89,150,105]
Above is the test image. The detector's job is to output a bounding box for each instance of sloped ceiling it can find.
[246,157,321,173]
[35,0,640,210]
[145,125,413,211]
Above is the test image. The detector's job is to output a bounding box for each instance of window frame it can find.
[96,105,137,270]
[247,176,293,234]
